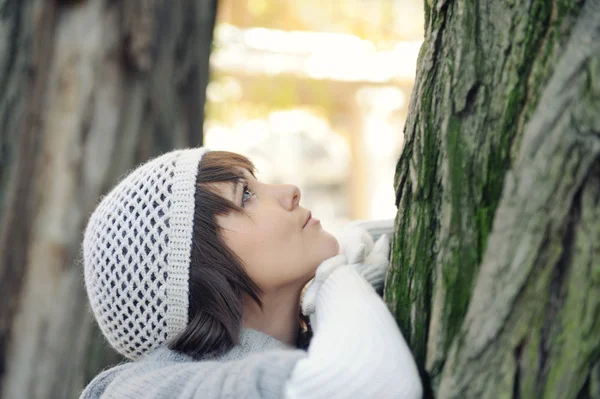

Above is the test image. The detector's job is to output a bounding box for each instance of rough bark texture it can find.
[385,0,600,397]
[0,1,217,398]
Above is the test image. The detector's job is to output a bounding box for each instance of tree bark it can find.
[386,0,600,398]
[0,1,217,398]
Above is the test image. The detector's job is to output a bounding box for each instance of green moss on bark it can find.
[388,0,590,395]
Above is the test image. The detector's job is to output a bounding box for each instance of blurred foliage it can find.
[208,0,423,124]
[206,72,339,125]
[218,0,424,43]
[206,0,423,222]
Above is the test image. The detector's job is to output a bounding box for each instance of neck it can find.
[242,286,302,347]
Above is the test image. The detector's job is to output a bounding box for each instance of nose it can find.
[276,184,301,210]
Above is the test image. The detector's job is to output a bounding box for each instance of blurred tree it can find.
[386,1,600,398]
[0,1,216,398]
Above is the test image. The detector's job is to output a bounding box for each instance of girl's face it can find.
[214,169,339,292]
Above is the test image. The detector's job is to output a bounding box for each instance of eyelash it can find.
[242,184,254,205]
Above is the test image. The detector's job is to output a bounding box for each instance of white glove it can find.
[300,254,347,322]
[336,226,391,293]
[300,226,391,324]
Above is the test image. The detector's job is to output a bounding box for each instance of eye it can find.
[242,184,254,205]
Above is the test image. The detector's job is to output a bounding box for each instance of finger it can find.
[338,227,369,250]
[359,228,375,254]
[347,243,366,264]
[365,234,390,264]
[373,234,390,255]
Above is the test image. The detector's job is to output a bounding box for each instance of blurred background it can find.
[0,1,423,398]
[205,0,423,232]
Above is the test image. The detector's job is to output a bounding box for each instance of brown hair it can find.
[168,151,311,359]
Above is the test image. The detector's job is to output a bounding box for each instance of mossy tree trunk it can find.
[385,0,600,397]
[0,1,217,398]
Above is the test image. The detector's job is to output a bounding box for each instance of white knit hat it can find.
[83,147,209,360]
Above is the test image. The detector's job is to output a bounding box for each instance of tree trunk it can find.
[386,0,600,398]
[0,1,217,398]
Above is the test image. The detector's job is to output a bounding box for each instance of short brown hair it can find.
[168,151,310,359]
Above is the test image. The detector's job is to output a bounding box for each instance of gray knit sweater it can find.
[79,328,306,399]
[79,266,423,399]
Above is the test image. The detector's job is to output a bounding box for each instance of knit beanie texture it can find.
[82,147,209,360]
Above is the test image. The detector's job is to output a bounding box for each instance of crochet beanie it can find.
[82,147,209,360]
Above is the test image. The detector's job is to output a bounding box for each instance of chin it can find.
[319,230,340,259]
[302,231,341,281]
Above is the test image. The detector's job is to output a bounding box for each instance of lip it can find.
[303,211,321,228]
[303,211,312,228]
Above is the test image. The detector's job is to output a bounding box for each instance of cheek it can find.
[221,218,290,271]
[232,219,291,256]
[221,212,335,289]
[244,210,297,253]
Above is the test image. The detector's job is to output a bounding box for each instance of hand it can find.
[355,233,390,293]
[336,225,375,264]
[337,226,391,293]
[300,254,348,320]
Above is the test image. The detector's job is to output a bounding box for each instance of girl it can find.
[80,147,422,398]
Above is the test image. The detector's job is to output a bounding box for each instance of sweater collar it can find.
[143,328,291,363]
[220,328,292,360]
